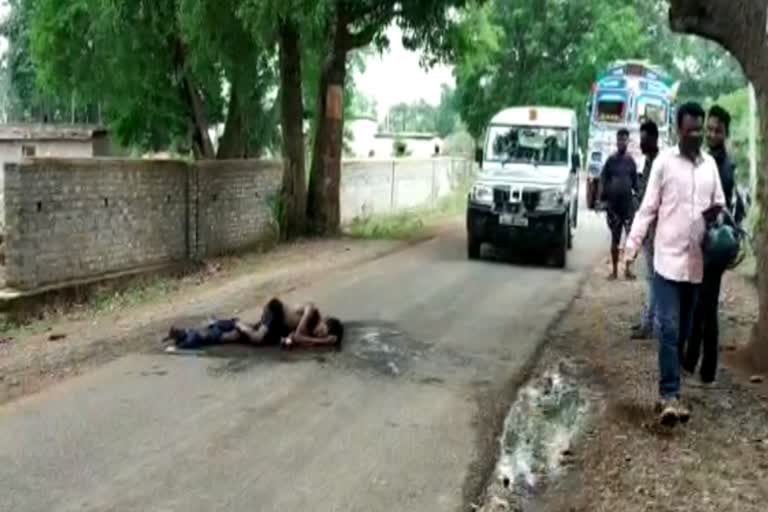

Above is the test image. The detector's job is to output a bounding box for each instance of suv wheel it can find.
[468,236,482,260]
[554,217,568,268]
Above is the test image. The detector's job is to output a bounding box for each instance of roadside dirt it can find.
[0,237,415,405]
[475,265,768,511]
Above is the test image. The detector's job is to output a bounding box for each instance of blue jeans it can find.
[653,274,699,399]
[640,240,656,331]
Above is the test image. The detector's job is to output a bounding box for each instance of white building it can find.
[347,116,443,159]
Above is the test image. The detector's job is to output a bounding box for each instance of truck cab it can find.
[466,107,580,268]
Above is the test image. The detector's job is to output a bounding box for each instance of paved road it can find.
[0,210,607,512]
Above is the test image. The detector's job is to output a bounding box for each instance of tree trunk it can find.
[173,38,215,159]
[278,18,308,239]
[305,8,385,235]
[216,84,247,159]
[183,76,216,160]
[669,0,768,368]
[307,45,348,235]
[751,84,768,370]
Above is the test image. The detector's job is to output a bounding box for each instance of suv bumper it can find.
[466,201,567,249]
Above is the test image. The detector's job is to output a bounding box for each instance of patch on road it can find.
[340,321,432,377]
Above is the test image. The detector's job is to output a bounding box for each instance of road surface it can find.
[0,211,607,512]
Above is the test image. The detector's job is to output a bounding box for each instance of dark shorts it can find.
[173,318,240,349]
[606,208,634,247]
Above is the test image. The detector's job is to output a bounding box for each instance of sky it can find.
[0,1,7,56]
[355,24,455,121]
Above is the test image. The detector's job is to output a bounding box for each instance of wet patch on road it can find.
[336,321,432,377]
[473,359,602,511]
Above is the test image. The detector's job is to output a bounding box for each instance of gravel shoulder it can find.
[476,263,768,512]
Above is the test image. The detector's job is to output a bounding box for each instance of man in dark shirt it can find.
[631,121,660,339]
[600,128,639,280]
[682,105,736,385]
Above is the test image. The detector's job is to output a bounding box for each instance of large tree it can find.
[0,0,99,123]
[305,0,470,235]
[452,0,652,140]
[667,0,768,368]
[30,0,278,158]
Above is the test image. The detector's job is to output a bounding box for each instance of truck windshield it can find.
[486,125,569,166]
[594,100,625,123]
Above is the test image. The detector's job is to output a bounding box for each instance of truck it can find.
[585,60,679,209]
[467,107,581,268]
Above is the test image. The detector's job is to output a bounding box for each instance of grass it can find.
[88,277,181,315]
[0,273,185,337]
[345,184,470,240]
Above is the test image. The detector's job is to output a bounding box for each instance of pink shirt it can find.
[626,146,725,284]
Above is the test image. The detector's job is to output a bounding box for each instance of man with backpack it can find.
[681,105,737,386]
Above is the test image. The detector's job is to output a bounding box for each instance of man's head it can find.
[616,128,630,154]
[676,102,706,158]
[640,120,659,156]
[707,104,731,151]
[314,317,345,344]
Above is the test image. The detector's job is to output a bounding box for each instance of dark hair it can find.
[326,317,344,344]
[708,104,732,136]
[676,101,706,129]
[617,128,630,138]
[640,120,659,139]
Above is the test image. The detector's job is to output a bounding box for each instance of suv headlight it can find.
[471,184,493,204]
[538,188,565,210]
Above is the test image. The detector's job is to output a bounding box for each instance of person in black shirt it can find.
[600,128,639,280]
[631,121,660,339]
[682,105,736,385]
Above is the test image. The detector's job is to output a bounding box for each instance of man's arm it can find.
[626,155,663,260]
[288,332,338,346]
[722,162,736,211]
[599,157,611,201]
[295,303,318,334]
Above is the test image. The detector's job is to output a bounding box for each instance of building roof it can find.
[0,124,108,142]
[490,107,577,128]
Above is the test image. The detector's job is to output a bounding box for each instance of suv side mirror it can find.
[475,147,484,166]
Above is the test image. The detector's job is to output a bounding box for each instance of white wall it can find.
[340,157,472,223]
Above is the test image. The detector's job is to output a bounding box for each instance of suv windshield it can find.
[486,125,569,165]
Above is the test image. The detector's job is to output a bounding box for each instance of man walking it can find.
[682,105,736,385]
[600,128,639,280]
[631,121,660,339]
[625,102,726,426]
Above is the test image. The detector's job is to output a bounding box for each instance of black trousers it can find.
[683,264,726,382]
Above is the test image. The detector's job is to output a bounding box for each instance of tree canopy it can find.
[451,0,746,139]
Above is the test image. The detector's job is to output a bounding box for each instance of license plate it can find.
[500,213,529,227]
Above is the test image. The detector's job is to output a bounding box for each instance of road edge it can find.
[460,256,600,511]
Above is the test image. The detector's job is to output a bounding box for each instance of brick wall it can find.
[0,157,469,291]
[2,158,281,290]
[194,160,281,257]
[3,159,190,289]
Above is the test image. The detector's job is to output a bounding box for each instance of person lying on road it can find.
[164,298,344,352]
